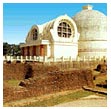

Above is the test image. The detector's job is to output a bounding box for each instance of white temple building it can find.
[20,15,80,60]
[20,5,107,61]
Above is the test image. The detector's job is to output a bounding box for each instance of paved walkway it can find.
[54,95,107,107]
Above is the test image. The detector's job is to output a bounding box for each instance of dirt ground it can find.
[4,93,107,107]
[3,62,107,107]
[3,89,82,107]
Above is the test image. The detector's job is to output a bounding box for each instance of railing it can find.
[3,55,106,63]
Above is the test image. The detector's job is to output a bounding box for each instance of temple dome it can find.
[72,5,107,58]
[72,5,107,40]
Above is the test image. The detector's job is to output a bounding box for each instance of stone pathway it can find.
[54,95,107,107]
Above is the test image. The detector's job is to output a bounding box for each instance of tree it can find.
[3,42,10,55]
[3,42,21,56]
[13,44,21,56]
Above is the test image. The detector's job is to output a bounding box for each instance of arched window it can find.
[32,29,38,40]
[57,22,72,38]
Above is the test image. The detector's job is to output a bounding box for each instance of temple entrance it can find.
[21,47,24,56]
[27,46,30,56]
[40,45,45,56]
[33,46,36,56]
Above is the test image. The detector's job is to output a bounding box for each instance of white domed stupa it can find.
[72,5,107,59]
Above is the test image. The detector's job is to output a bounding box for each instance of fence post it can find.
[61,56,64,69]
[43,56,47,63]
[69,56,72,68]
[3,56,6,61]
[62,56,64,62]
[11,56,14,62]
[34,56,36,61]
[21,56,24,62]
[69,56,72,62]
[17,56,20,61]
[83,56,86,62]
[26,56,28,61]
[53,57,55,62]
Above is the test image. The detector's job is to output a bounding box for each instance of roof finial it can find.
[82,4,93,10]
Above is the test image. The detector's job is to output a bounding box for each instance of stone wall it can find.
[19,69,94,95]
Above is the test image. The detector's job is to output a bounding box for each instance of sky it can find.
[3,3,107,44]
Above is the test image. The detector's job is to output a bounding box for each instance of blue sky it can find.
[3,3,107,44]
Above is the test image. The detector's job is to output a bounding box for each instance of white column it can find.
[47,44,50,57]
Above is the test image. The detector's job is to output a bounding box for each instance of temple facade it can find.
[20,15,80,60]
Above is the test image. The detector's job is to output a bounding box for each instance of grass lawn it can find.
[6,79,21,87]
[22,90,96,107]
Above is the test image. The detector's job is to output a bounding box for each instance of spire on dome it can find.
[82,4,93,10]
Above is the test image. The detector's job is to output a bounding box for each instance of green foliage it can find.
[3,42,21,56]
[3,42,10,55]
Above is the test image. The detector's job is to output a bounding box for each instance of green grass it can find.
[23,90,95,107]
[6,79,21,87]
